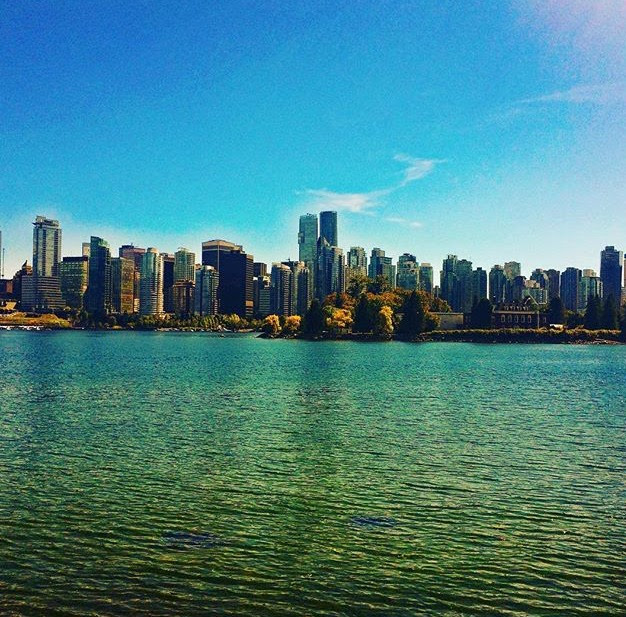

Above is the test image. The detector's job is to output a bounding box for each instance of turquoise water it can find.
[0,331,624,616]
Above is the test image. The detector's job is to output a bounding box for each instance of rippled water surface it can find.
[1,332,625,616]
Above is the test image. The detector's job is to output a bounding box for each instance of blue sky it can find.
[1,0,625,281]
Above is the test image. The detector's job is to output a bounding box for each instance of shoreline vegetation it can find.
[2,280,625,344]
[1,318,624,346]
[0,292,626,345]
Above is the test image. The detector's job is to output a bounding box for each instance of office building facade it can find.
[202,239,253,317]
[139,248,164,316]
[59,256,89,309]
[85,236,112,315]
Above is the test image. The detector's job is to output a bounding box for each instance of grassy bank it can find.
[0,312,72,329]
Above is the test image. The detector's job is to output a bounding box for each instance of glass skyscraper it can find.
[298,214,318,264]
[202,239,253,317]
[600,246,623,302]
[85,236,112,315]
[140,248,164,316]
[319,210,338,247]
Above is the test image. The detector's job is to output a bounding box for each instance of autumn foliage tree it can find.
[262,314,281,336]
[374,305,394,339]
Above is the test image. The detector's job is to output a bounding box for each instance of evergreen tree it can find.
[346,274,370,298]
[470,298,493,329]
[302,298,325,338]
[602,295,619,330]
[398,291,425,339]
[368,274,391,295]
[353,293,374,333]
[547,296,565,324]
[583,295,602,330]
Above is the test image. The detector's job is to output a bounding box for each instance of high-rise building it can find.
[21,275,64,312]
[580,269,603,310]
[194,265,219,316]
[369,248,395,286]
[489,265,506,304]
[319,211,338,247]
[173,281,195,317]
[298,214,318,264]
[12,261,32,305]
[161,253,175,313]
[202,239,253,317]
[440,255,458,308]
[174,248,196,283]
[316,239,345,299]
[253,274,271,317]
[546,269,561,299]
[346,246,367,286]
[282,260,311,315]
[560,267,582,311]
[600,246,623,302]
[110,256,135,314]
[441,255,473,311]
[504,261,521,280]
[85,236,112,315]
[81,242,91,258]
[472,267,487,301]
[119,245,146,313]
[59,256,89,309]
[530,269,549,290]
[253,262,268,278]
[270,263,294,316]
[456,259,473,312]
[503,261,521,302]
[397,253,419,290]
[140,248,164,316]
[25,216,63,311]
[33,216,62,277]
[419,263,433,294]
[511,277,547,305]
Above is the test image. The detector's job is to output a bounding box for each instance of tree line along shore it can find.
[2,281,625,344]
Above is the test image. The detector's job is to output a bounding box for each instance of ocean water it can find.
[0,331,624,616]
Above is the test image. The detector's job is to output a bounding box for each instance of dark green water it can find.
[0,332,624,616]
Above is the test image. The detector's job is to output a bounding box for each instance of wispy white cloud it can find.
[385,216,423,228]
[303,188,389,214]
[519,83,626,105]
[393,154,444,186]
[302,155,443,222]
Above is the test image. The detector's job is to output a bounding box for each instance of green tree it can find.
[470,298,493,329]
[346,274,370,298]
[398,291,425,340]
[620,305,626,341]
[583,295,602,330]
[566,311,583,328]
[368,274,391,295]
[547,296,565,325]
[302,299,325,338]
[602,295,619,330]
[352,293,374,333]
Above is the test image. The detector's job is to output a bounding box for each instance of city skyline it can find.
[3,211,623,322]
[0,210,622,290]
[1,2,625,279]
